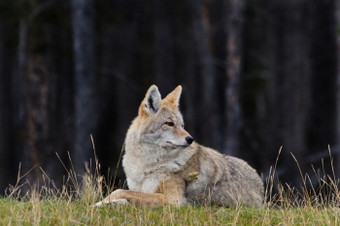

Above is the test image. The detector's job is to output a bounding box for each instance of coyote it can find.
[95,85,263,207]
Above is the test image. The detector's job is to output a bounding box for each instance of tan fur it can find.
[95,85,264,207]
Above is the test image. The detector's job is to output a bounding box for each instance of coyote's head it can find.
[127,85,194,151]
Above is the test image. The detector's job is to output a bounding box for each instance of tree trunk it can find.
[223,0,244,155]
[71,0,97,176]
[187,0,219,149]
[336,0,340,177]
[0,23,12,191]
[17,20,41,188]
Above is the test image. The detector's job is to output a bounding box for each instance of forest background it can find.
[0,0,339,195]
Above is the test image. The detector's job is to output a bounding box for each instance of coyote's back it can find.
[95,85,264,207]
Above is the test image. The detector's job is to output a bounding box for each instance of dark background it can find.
[0,0,339,194]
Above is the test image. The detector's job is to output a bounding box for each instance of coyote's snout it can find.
[95,85,264,207]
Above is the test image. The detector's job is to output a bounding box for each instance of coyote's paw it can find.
[93,198,129,207]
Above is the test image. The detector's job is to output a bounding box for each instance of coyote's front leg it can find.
[94,189,166,207]
[94,177,185,207]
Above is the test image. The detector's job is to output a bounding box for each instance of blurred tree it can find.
[0,23,13,192]
[336,0,340,177]
[223,0,244,155]
[71,0,97,177]
[189,0,218,149]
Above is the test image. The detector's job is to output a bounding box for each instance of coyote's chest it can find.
[122,147,196,193]
[123,160,169,193]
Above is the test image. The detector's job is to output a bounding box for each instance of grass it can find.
[1,145,340,225]
[0,197,339,225]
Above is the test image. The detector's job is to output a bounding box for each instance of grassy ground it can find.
[1,147,339,225]
[0,197,339,225]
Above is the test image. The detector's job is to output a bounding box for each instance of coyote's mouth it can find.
[166,141,190,147]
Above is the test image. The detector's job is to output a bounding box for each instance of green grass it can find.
[0,197,339,225]
[1,146,339,225]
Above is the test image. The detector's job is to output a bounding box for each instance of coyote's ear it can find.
[139,85,161,116]
[164,85,182,107]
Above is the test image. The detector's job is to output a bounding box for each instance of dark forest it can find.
[0,0,339,195]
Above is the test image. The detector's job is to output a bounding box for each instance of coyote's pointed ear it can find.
[164,85,182,107]
[139,85,161,116]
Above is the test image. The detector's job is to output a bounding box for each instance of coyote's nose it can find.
[186,136,194,145]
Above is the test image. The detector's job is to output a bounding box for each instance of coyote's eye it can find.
[164,122,175,127]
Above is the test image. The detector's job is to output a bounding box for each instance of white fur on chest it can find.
[122,145,195,193]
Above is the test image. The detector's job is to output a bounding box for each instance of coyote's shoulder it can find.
[95,85,264,207]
